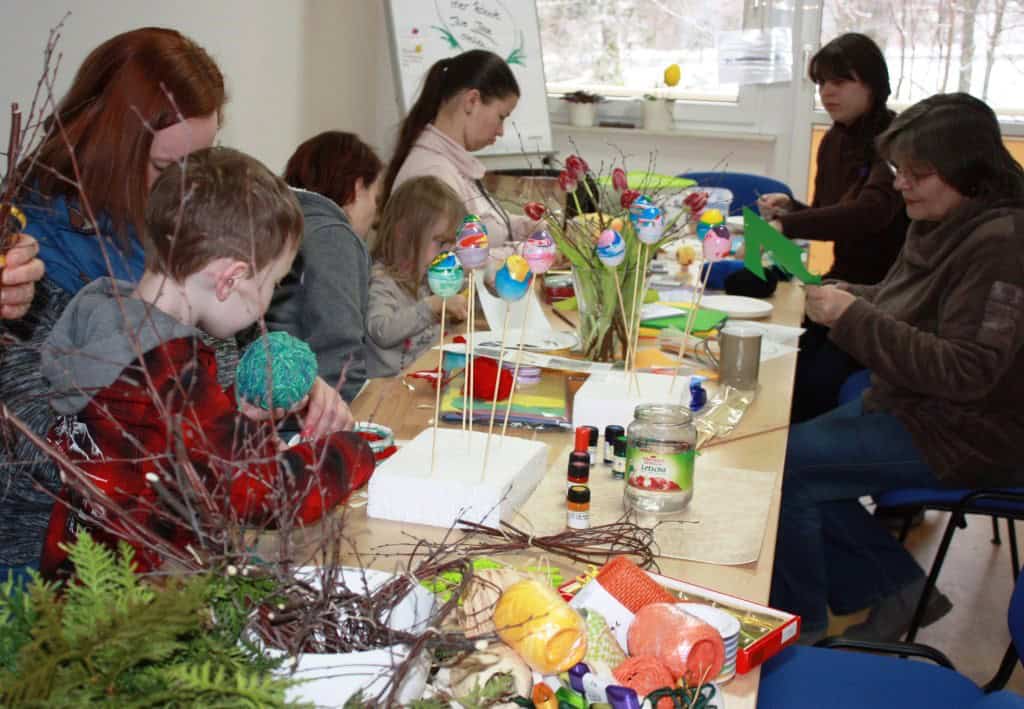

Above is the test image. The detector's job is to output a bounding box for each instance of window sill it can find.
[551,122,777,143]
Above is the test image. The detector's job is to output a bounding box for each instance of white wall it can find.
[0,0,401,175]
[0,1,808,197]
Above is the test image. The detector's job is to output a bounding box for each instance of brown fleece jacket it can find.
[829,200,1024,486]
[780,114,909,285]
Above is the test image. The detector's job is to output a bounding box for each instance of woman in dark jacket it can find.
[770,93,1024,643]
[760,33,910,422]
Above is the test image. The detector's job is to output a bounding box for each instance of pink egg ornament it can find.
[522,230,557,275]
[702,224,732,262]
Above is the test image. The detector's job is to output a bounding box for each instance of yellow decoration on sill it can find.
[664,63,681,87]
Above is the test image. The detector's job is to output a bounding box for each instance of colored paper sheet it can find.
[742,206,822,285]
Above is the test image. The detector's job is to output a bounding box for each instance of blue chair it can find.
[758,567,1024,708]
[875,489,1024,643]
[677,171,794,217]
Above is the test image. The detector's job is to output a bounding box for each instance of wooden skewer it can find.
[430,298,447,475]
[630,244,651,388]
[500,278,534,439]
[465,275,475,441]
[669,259,714,394]
[482,306,512,476]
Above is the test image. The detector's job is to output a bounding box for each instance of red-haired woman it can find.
[267,130,384,402]
[0,27,227,583]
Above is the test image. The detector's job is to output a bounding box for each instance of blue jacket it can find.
[19,191,145,295]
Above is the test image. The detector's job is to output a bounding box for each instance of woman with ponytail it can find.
[384,49,537,247]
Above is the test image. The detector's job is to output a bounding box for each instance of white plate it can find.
[473,328,579,353]
[700,295,774,319]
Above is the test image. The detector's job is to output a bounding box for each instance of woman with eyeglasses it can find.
[763,33,911,423]
[770,93,1024,644]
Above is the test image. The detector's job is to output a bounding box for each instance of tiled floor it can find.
[827,510,1023,693]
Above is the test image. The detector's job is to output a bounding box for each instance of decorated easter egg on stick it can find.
[696,207,725,240]
[596,229,626,267]
[456,216,490,270]
[236,331,318,411]
[427,250,465,297]
[494,255,533,301]
[634,205,666,245]
[522,230,557,275]
[702,223,732,261]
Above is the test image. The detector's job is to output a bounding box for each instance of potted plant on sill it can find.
[561,90,604,128]
[642,63,681,132]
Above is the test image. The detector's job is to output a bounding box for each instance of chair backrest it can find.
[679,171,794,216]
[1008,567,1024,669]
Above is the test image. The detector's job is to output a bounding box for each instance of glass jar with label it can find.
[624,404,696,515]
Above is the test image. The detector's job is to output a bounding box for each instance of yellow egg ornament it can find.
[664,63,681,87]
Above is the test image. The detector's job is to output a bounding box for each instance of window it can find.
[820,0,1024,117]
[537,0,746,102]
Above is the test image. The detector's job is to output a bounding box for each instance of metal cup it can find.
[702,323,763,390]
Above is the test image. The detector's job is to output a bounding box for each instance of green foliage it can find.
[0,533,303,708]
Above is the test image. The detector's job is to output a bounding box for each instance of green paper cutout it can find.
[641,307,729,334]
[742,207,822,285]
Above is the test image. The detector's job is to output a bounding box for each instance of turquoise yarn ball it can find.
[235,331,318,410]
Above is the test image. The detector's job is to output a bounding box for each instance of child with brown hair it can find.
[365,176,469,378]
[38,147,373,579]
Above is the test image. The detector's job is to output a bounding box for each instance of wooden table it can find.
[345,281,805,707]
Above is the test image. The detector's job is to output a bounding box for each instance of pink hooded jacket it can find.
[392,124,536,248]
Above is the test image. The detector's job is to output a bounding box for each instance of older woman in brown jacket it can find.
[770,93,1024,644]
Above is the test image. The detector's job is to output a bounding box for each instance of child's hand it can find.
[446,294,469,321]
[296,376,355,438]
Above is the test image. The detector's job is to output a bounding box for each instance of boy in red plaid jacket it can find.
[38,147,374,578]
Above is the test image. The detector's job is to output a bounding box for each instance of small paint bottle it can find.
[583,426,599,465]
[567,485,591,529]
[612,436,627,479]
[567,458,589,490]
[573,426,592,465]
[604,425,625,464]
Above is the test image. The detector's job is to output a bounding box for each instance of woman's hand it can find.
[805,285,856,327]
[1,233,44,319]
[297,377,355,437]
[757,193,793,220]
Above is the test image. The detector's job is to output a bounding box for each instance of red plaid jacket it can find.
[41,337,373,578]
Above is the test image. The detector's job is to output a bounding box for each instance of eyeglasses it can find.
[886,161,937,184]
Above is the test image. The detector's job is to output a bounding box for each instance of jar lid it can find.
[633,403,692,423]
[569,451,590,468]
[567,485,590,503]
[568,460,590,481]
[604,424,625,438]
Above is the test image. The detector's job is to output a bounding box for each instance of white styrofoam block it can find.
[572,371,690,434]
[367,428,548,528]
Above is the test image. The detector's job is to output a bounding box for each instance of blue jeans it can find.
[769,398,940,632]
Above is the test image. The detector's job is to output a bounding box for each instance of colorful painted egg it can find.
[635,206,665,245]
[596,229,626,267]
[456,218,490,270]
[702,224,732,261]
[696,207,726,240]
[427,250,465,297]
[494,254,533,301]
[522,230,558,275]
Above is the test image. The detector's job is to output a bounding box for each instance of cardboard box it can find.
[647,571,800,674]
[559,569,800,674]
